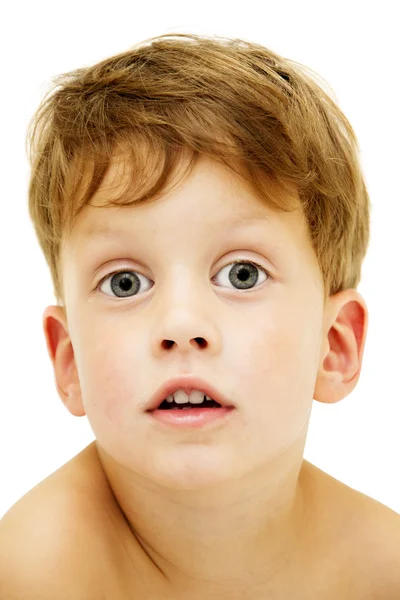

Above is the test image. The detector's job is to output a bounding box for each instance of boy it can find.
[1,32,399,599]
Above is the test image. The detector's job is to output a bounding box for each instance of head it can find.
[29,33,369,488]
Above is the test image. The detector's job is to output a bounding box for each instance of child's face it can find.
[59,153,326,486]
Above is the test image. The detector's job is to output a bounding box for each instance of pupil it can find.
[120,277,132,291]
[238,267,249,281]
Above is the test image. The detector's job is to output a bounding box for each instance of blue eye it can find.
[97,260,270,299]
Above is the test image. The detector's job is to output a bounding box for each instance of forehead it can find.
[72,153,304,238]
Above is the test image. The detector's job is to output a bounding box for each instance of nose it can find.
[161,336,207,350]
[151,311,221,357]
[150,275,222,357]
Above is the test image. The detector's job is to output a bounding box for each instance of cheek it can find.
[75,330,142,425]
[229,311,319,421]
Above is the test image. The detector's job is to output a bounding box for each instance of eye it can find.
[213,260,269,291]
[98,270,151,299]
[97,260,270,299]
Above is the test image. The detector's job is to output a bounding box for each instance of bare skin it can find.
[2,441,400,599]
[2,155,399,597]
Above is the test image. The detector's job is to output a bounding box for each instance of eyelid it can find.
[95,258,272,289]
[95,258,272,287]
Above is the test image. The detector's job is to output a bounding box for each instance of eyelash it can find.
[95,259,271,297]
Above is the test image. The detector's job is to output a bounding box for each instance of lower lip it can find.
[147,406,235,428]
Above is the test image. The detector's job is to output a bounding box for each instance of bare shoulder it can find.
[0,442,120,598]
[308,461,400,598]
[352,486,400,597]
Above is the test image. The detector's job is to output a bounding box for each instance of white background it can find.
[0,0,399,518]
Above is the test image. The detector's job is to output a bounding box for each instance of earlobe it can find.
[42,305,86,417]
[313,289,369,405]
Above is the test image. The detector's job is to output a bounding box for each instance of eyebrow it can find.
[82,217,270,239]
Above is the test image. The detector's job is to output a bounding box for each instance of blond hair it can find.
[27,32,371,306]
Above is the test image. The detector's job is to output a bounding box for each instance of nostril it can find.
[162,340,175,349]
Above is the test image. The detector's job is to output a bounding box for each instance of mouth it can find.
[145,377,236,428]
[148,401,235,428]
[145,376,235,413]
[156,396,222,410]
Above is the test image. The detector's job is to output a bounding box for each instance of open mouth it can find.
[148,394,234,428]
[157,397,221,410]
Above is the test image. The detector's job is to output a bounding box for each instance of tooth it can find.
[165,390,217,404]
[173,390,191,404]
[165,390,211,404]
[188,390,206,404]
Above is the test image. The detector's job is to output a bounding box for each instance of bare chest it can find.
[91,532,386,600]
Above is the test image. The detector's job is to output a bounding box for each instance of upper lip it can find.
[145,375,235,411]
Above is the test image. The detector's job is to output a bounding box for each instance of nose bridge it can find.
[148,240,222,355]
[157,261,208,309]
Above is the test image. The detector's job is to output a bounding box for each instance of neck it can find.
[95,439,317,596]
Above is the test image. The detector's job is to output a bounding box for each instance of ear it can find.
[42,305,86,417]
[313,289,369,404]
